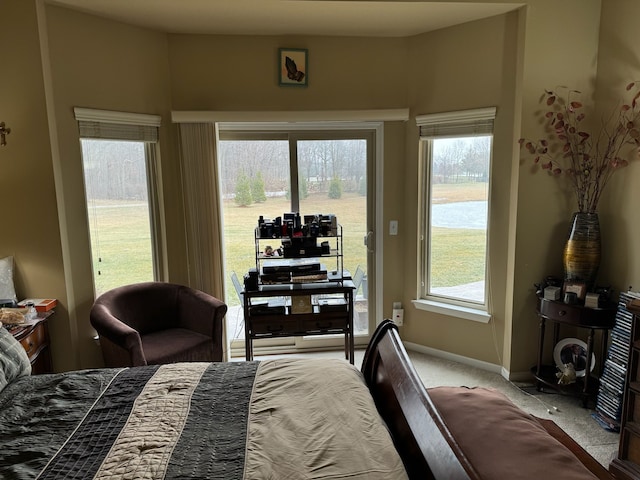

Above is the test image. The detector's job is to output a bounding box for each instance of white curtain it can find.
[177,123,228,359]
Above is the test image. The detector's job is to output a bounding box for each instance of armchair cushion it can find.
[142,328,212,365]
[90,282,227,367]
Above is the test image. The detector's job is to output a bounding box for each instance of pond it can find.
[431,201,487,229]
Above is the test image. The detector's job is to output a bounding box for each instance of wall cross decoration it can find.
[0,122,11,146]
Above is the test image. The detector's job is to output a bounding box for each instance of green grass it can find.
[87,182,487,300]
[87,203,153,296]
[223,193,367,306]
[430,227,485,287]
[431,182,488,203]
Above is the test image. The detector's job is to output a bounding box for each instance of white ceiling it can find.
[46,1,521,37]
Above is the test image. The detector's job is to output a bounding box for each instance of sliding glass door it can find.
[218,126,374,357]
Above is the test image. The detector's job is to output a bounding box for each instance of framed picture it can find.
[563,280,587,300]
[279,48,308,87]
[553,337,595,378]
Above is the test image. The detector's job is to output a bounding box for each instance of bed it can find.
[0,320,614,479]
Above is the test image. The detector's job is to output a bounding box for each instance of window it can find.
[74,108,164,297]
[416,108,495,319]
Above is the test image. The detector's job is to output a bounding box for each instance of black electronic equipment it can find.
[244,268,259,291]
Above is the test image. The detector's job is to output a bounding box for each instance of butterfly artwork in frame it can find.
[279,48,308,87]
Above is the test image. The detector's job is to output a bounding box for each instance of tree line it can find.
[431,136,491,183]
[81,140,148,201]
[218,139,367,205]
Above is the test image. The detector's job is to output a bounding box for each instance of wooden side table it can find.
[532,297,616,406]
[9,311,53,374]
[244,281,355,364]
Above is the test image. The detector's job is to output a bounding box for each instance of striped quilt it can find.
[0,359,407,480]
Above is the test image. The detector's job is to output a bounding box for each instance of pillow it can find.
[0,324,31,393]
[0,256,17,305]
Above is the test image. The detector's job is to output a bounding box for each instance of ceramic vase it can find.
[562,212,601,290]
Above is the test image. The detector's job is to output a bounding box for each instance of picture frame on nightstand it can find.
[563,280,587,301]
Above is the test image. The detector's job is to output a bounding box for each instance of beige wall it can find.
[43,5,182,369]
[402,13,517,366]
[595,0,640,293]
[0,1,69,369]
[381,121,407,327]
[5,0,638,377]
[511,0,603,374]
[168,34,408,111]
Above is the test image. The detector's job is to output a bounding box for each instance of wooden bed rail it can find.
[361,320,478,480]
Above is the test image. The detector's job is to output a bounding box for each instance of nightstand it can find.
[9,312,53,374]
[532,297,616,406]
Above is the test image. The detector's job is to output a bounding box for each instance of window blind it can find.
[74,107,161,142]
[416,107,496,139]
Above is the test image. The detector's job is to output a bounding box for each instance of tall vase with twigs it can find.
[519,83,640,289]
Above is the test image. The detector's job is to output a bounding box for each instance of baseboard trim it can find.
[228,338,535,383]
[403,341,533,383]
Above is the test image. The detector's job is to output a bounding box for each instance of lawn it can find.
[87,203,154,296]
[222,193,368,306]
[431,182,487,203]
[88,182,486,301]
[429,182,487,287]
[430,227,485,287]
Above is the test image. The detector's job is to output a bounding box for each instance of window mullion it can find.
[288,136,300,212]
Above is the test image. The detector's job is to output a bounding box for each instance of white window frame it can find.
[74,107,166,293]
[413,107,496,323]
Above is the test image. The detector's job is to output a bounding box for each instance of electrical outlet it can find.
[392,302,403,326]
[392,308,404,326]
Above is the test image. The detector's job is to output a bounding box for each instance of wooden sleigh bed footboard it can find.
[362,320,614,480]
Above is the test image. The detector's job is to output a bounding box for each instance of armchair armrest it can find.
[177,287,227,339]
[90,304,146,366]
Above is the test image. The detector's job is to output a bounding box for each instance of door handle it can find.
[365,231,374,253]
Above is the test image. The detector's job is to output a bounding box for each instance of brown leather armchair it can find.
[90,282,227,367]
